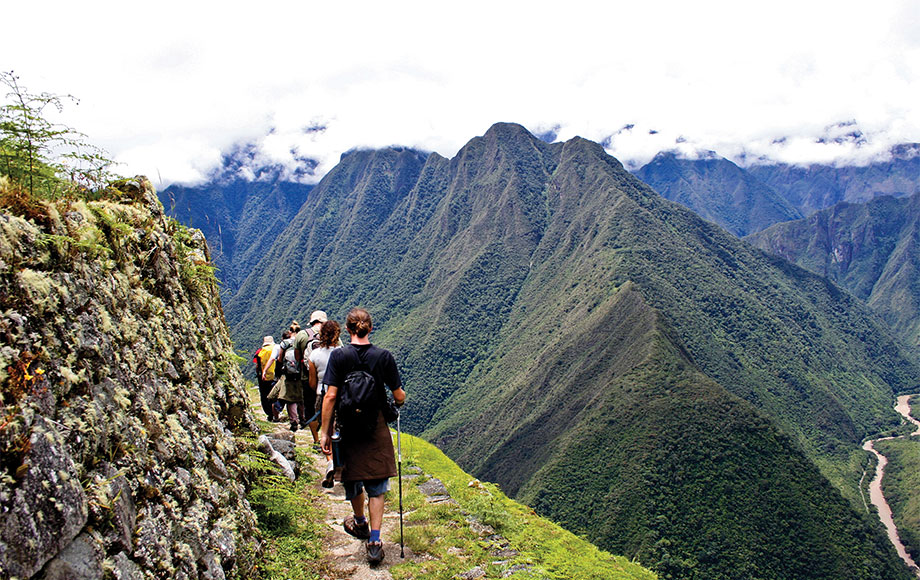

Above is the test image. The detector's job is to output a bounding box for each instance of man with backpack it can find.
[294,310,326,365]
[320,308,406,566]
[253,336,280,422]
[295,310,334,443]
[268,329,307,432]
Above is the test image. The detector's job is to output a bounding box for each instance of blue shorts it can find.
[344,477,390,500]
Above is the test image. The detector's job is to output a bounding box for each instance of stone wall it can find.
[0,178,259,579]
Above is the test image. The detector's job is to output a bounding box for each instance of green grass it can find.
[246,471,326,579]
[390,432,656,580]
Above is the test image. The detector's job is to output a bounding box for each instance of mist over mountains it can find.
[159,143,315,293]
[157,123,920,579]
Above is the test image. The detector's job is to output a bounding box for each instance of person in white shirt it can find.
[309,319,342,487]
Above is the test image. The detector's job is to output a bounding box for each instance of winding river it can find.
[862,395,920,578]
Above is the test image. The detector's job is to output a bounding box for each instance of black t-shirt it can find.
[324,343,402,393]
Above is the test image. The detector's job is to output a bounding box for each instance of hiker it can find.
[253,336,281,422]
[294,311,326,441]
[294,311,329,371]
[308,319,341,487]
[269,330,307,432]
[320,307,406,565]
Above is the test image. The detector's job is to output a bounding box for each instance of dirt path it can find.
[307,442,417,579]
[267,417,421,579]
[862,394,920,578]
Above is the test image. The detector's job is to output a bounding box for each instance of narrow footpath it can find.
[862,395,920,578]
[278,423,421,580]
[306,439,417,579]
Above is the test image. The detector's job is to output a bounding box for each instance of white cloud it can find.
[3,0,919,186]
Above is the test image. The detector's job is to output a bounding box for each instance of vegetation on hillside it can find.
[875,436,920,563]
[749,151,920,217]
[634,151,802,236]
[392,431,656,580]
[237,437,327,580]
[873,395,920,563]
[746,193,920,357]
[160,178,313,295]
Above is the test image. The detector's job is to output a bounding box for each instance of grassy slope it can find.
[392,432,656,580]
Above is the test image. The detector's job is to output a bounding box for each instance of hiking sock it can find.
[369,529,381,543]
[354,515,367,525]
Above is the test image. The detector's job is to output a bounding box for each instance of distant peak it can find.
[482,122,537,143]
[208,141,319,185]
[651,148,722,163]
[890,143,920,160]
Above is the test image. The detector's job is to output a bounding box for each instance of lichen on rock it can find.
[0,177,260,579]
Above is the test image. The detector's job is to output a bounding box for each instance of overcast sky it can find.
[3,0,919,187]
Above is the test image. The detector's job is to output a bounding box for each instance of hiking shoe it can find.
[289,422,298,432]
[322,461,335,488]
[366,540,384,565]
[343,515,370,539]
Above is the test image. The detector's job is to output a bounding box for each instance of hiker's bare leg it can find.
[309,420,320,443]
[350,491,366,519]
[368,493,385,531]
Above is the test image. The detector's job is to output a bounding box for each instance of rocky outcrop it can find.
[0,178,259,579]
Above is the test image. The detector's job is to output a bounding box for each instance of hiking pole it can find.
[397,409,404,558]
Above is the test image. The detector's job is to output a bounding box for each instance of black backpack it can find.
[337,346,382,437]
[337,345,401,437]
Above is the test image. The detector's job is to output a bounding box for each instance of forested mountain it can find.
[633,150,802,236]
[224,123,918,579]
[746,193,920,356]
[748,144,920,217]
[158,144,314,293]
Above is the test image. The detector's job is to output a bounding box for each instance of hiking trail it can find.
[270,421,422,579]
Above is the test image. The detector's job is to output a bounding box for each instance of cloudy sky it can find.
[3,0,919,187]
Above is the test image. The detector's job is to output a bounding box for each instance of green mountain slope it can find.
[226,123,919,579]
[430,284,905,579]
[633,151,802,236]
[746,193,920,355]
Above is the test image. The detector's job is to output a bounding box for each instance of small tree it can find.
[0,70,114,200]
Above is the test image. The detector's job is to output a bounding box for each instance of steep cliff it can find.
[0,178,259,579]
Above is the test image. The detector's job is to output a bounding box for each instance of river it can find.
[862,394,920,578]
